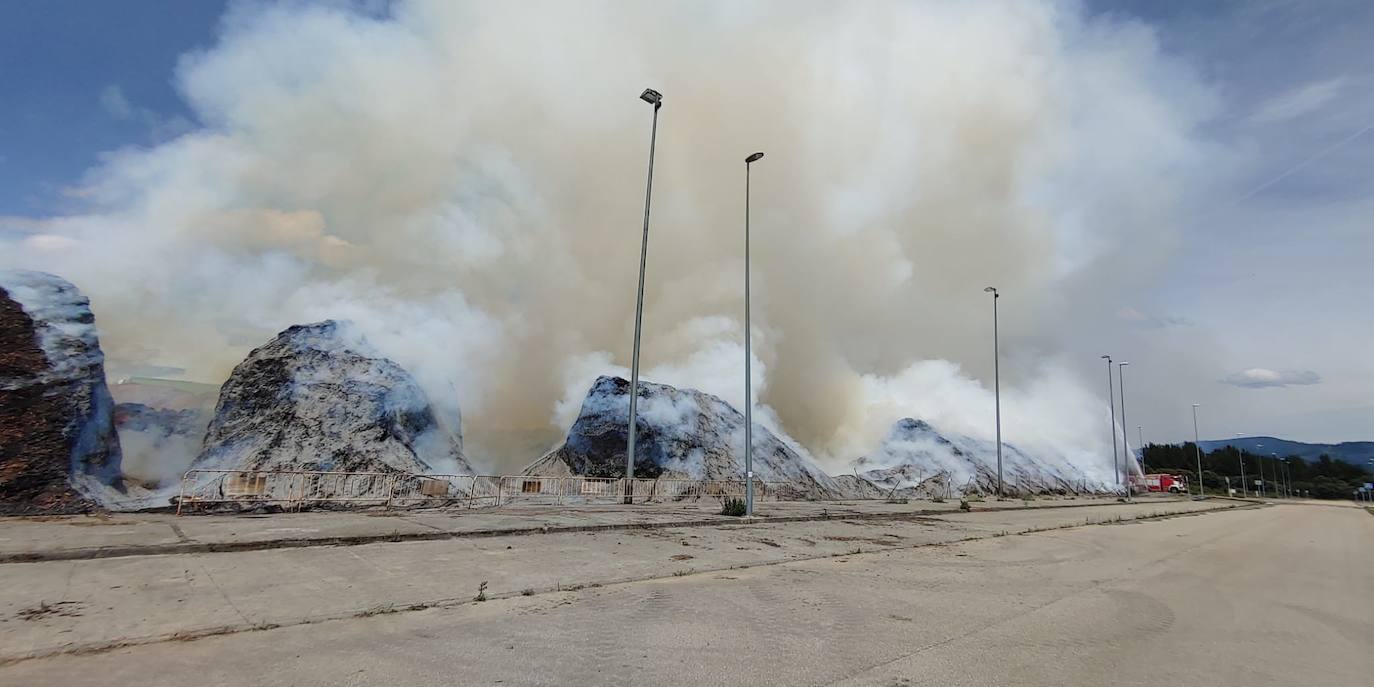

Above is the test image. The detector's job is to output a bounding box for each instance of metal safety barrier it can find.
[175,470,791,515]
[176,470,495,514]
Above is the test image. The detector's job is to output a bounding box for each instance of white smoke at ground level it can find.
[833,358,1138,485]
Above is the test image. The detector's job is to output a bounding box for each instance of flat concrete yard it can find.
[0,494,1152,561]
[1,498,1369,686]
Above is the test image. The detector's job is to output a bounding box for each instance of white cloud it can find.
[1221,368,1321,389]
[22,234,81,252]
[99,85,134,120]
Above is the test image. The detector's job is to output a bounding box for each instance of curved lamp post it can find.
[984,287,1002,499]
[743,151,764,517]
[1102,355,1119,493]
[626,88,663,503]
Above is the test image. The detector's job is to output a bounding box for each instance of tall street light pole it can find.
[1102,355,1119,493]
[1192,404,1205,498]
[625,88,662,504]
[1235,434,1248,498]
[1118,362,1131,493]
[1271,453,1280,498]
[984,287,1002,499]
[1256,444,1266,498]
[1269,456,1280,500]
[743,151,764,517]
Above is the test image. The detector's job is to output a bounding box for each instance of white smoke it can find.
[0,0,1218,478]
[836,358,1140,482]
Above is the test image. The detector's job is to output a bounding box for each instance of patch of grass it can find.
[959,499,972,512]
[720,498,747,517]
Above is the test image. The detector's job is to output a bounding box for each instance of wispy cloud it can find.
[1116,307,1192,328]
[99,85,134,120]
[1221,368,1321,389]
[97,83,193,142]
[1250,77,1346,124]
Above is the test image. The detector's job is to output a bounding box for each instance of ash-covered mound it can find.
[527,376,841,498]
[851,418,1110,497]
[116,403,205,435]
[193,320,470,475]
[0,270,123,513]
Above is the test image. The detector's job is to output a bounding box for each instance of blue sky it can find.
[1,1,1370,447]
[0,0,226,214]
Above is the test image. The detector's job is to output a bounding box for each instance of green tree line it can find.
[1140,444,1373,500]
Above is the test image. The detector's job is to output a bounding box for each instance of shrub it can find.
[959,499,972,512]
[720,498,747,517]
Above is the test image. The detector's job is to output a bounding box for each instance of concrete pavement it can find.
[0,498,1237,664]
[2,501,1364,686]
[0,494,1198,562]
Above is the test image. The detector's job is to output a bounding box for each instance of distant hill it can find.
[1196,436,1374,466]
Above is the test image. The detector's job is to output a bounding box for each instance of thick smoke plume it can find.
[1,0,1215,478]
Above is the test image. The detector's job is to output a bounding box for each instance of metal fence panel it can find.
[177,470,800,514]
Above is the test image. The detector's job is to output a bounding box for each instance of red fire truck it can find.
[1136,473,1189,494]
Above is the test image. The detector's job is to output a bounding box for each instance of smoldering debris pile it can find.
[526,375,843,499]
[0,273,1110,513]
[0,270,124,513]
[846,418,1111,498]
[192,320,472,476]
[0,274,481,513]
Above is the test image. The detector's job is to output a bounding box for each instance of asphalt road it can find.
[2,502,1369,686]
